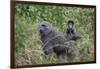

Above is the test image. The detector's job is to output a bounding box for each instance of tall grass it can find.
[15,4,95,66]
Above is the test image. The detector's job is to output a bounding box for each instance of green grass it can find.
[15,4,95,66]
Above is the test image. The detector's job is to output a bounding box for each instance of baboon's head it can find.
[39,21,53,36]
[67,20,74,29]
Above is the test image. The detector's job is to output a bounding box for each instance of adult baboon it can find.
[39,20,76,62]
[66,20,80,41]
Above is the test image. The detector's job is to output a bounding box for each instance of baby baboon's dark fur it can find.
[39,20,76,62]
[66,20,80,41]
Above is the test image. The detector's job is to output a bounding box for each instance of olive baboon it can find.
[39,20,76,62]
[66,20,80,41]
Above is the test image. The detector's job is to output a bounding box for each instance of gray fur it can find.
[39,20,76,62]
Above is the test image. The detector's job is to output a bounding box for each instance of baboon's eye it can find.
[42,24,46,27]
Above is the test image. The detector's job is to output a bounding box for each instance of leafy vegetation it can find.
[15,4,95,66]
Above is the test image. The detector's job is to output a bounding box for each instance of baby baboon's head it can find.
[67,20,74,29]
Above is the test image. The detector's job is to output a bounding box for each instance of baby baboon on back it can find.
[66,20,80,41]
[39,20,75,62]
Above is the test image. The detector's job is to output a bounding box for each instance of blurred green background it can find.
[15,3,95,66]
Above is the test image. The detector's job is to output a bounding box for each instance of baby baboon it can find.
[66,20,80,41]
[39,20,75,62]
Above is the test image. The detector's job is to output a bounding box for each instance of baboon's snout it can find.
[39,28,43,33]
